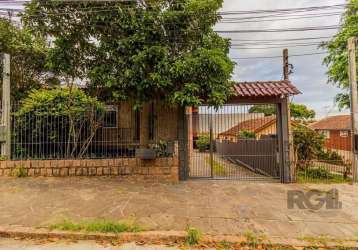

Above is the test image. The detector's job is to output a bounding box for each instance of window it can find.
[340,130,349,137]
[103,105,118,128]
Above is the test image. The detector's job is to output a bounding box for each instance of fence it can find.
[8,102,179,160]
[293,121,352,184]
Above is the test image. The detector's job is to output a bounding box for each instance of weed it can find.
[243,230,266,248]
[13,165,27,177]
[49,219,143,233]
[185,225,201,246]
[218,240,233,249]
[205,157,227,176]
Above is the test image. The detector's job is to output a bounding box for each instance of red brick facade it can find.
[325,130,351,151]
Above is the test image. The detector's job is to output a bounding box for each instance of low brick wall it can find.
[0,157,179,182]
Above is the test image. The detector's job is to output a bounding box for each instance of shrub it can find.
[293,123,325,169]
[238,130,256,139]
[14,87,105,159]
[196,134,210,152]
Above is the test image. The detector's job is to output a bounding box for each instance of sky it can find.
[216,0,348,118]
[0,0,350,118]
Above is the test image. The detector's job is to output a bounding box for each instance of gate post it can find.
[277,98,293,183]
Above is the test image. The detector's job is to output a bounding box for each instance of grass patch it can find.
[243,230,266,248]
[205,157,227,176]
[296,167,352,184]
[49,219,143,233]
[185,225,201,246]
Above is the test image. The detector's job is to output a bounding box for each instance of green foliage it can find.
[0,18,50,101]
[249,103,315,120]
[297,167,351,183]
[13,165,27,177]
[318,149,344,164]
[185,225,201,245]
[49,219,143,233]
[293,123,325,167]
[23,0,234,107]
[238,130,256,139]
[243,230,266,248]
[196,134,210,151]
[321,0,358,109]
[14,87,105,159]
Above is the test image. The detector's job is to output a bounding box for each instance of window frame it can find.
[102,105,119,128]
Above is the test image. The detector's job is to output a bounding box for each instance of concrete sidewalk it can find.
[0,177,357,242]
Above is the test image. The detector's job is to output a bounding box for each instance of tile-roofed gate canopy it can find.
[231,80,301,102]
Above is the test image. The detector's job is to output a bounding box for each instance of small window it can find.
[340,130,349,137]
[103,105,118,128]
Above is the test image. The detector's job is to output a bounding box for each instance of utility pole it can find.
[348,37,358,183]
[1,53,11,159]
[279,48,293,183]
[283,48,289,80]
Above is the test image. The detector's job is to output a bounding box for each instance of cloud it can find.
[217,0,348,118]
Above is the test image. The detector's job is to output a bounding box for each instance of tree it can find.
[23,0,234,108]
[321,0,358,109]
[0,18,52,101]
[14,88,105,159]
[249,103,315,120]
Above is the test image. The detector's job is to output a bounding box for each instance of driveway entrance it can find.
[189,104,280,181]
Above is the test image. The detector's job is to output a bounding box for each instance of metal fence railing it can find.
[8,102,178,160]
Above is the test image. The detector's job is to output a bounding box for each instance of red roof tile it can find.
[309,115,351,131]
[233,80,301,97]
[219,116,276,136]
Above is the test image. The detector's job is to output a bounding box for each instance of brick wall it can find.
[326,130,351,151]
[0,157,179,183]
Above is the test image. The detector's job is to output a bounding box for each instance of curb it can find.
[0,225,357,249]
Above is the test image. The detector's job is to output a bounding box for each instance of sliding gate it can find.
[189,104,281,181]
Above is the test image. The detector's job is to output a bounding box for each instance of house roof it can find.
[233,80,301,98]
[309,115,351,131]
[219,116,276,136]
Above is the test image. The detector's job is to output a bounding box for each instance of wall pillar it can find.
[277,97,294,183]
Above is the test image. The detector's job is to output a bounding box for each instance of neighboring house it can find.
[192,111,264,139]
[217,115,277,141]
[309,115,351,159]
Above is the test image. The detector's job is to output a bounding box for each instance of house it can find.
[217,115,276,142]
[309,115,351,159]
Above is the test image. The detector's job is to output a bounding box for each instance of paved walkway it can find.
[0,177,357,241]
[0,238,178,250]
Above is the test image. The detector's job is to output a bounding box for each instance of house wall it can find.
[325,130,351,151]
[95,102,179,145]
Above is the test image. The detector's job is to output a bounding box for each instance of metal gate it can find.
[189,104,281,181]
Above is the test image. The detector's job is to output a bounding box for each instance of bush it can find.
[196,134,210,152]
[293,123,325,169]
[318,150,344,164]
[238,130,256,139]
[14,87,105,159]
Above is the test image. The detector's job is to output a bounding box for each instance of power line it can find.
[216,25,340,33]
[232,52,328,60]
